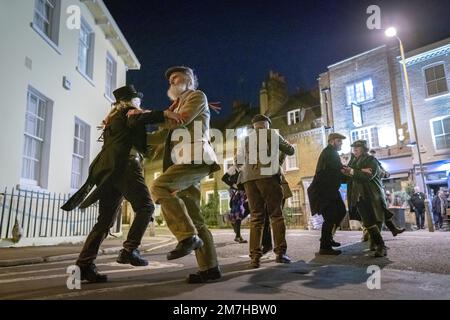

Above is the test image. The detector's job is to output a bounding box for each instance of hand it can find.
[208,102,222,114]
[127,109,143,117]
[361,168,373,175]
[341,166,351,175]
[164,110,186,124]
[168,98,180,111]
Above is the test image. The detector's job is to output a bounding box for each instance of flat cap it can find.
[327,132,346,142]
[251,114,272,125]
[165,66,194,80]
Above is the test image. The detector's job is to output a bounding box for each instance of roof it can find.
[269,89,321,136]
[404,37,450,66]
[81,0,141,70]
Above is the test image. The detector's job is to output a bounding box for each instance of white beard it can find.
[167,83,187,101]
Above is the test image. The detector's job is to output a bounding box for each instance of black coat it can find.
[307,144,345,215]
[61,107,164,211]
[409,192,426,211]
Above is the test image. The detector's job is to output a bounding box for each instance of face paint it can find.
[131,97,141,108]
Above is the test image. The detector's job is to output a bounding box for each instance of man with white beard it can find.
[148,66,222,283]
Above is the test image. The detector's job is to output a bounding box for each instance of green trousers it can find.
[150,164,218,271]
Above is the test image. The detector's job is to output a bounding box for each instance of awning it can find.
[385,172,409,180]
[378,156,413,174]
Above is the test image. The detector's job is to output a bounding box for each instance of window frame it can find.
[284,145,299,171]
[287,189,301,212]
[430,116,450,152]
[346,77,374,106]
[423,63,449,98]
[21,87,53,189]
[77,18,95,81]
[70,118,90,191]
[205,190,214,204]
[350,126,380,149]
[218,190,230,215]
[105,52,117,100]
[287,109,301,125]
[31,0,61,52]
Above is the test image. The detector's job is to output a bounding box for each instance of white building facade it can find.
[0,0,140,245]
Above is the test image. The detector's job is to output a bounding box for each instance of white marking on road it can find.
[0,240,179,282]
[0,261,183,284]
[39,262,282,300]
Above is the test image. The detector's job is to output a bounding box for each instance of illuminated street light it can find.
[385,27,435,232]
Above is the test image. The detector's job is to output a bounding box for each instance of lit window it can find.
[350,126,379,149]
[288,190,301,214]
[346,78,374,105]
[287,109,301,125]
[284,146,298,171]
[431,116,450,150]
[219,190,230,215]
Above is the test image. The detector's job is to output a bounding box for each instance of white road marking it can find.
[0,239,178,282]
[39,262,281,300]
[0,261,183,284]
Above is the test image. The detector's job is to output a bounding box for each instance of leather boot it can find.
[367,225,387,257]
[385,219,405,237]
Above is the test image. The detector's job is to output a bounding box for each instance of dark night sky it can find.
[103,0,450,118]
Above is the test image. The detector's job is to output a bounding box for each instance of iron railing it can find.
[0,187,99,239]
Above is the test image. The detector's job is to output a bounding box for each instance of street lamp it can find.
[385,27,434,232]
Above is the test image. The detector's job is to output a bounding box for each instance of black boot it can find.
[167,235,203,260]
[385,219,405,237]
[187,266,222,283]
[367,225,387,257]
[117,249,148,266]
[233,220,248,243]
[77,263,108,283]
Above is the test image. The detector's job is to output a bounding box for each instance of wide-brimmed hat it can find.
[251,114,272,125]
[112,85,143,102]
[165,66,195,80]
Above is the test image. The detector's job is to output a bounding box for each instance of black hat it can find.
[165,66,195,80]
[251,114,272,125]
[112,85,143,102]
[351,140,369,150]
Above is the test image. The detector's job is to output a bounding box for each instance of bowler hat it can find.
[327,132,346,142]
[251,114,272,125]
[351,140,369,150]
[165,66,195,80]
[112,85,143,102]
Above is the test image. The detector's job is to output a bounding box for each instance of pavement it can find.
[0,228,449,300]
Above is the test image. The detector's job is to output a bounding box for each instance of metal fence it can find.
[0,187,99,240]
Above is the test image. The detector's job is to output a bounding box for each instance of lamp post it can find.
[385,27,434,232]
